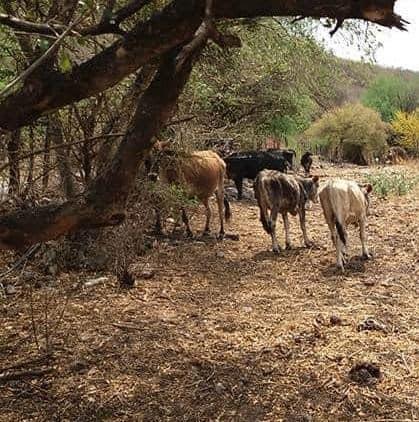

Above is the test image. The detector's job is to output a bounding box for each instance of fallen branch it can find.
[0,367,54,383]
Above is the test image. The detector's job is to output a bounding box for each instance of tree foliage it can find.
[306,103,389,164]
[362,75,419,122]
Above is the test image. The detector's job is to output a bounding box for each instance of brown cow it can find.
[149,146,231,239]
[254,170,320,253]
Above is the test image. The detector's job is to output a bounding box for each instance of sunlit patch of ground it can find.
[1,163,418,421]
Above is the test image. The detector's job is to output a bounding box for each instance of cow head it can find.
[362,183,373,214]
[308,175,320,203]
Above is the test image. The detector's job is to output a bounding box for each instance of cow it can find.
[147,146,231,239]
[224,150,292,200]
[301,151,313,175]
[319,179,373,271]
[254,170,320,254]
[387,146,408,164]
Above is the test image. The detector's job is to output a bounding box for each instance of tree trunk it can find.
[0,45,201,250]
[7,130,21,196]
[49,115,77,199]
[95,62,157,177]
[42,120,52,192]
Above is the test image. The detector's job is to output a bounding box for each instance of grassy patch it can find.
[366,169,419,198]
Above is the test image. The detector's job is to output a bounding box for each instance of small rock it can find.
[348,362,381,385]
[84,276,108,287]
[242,306,253,313]
[214,382,225,394]
[225,233,240,241]
[357,317,386,332]
[216,251,225,258]
[5,285,17,295]
[330,315,342,326]
[140,270,154,280]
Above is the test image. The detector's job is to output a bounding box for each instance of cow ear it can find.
[312,175,319,183]
[365,183,373,194]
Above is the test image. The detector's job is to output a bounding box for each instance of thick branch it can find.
[0,0,407,131]
[0,45,201,250]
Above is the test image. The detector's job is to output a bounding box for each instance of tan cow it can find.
[319,179,373,271]
[148,145,231,239]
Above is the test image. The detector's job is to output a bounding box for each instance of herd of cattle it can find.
[147,141,380,271]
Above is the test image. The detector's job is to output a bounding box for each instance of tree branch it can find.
[0,0,408,131]
[0,44,202,250]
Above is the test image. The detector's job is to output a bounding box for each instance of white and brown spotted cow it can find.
[319,179,373,271]
[254,170,320,254]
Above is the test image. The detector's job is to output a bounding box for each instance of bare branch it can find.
[0,17,82,100]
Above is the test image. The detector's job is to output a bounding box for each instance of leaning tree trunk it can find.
[0,45,201,250]
[50,114,77,199]
[7,129,21,196]
[95,62,157,177]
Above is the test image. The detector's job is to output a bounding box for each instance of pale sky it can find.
[325,0,419,71]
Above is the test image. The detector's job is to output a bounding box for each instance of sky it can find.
[325,0,419,71]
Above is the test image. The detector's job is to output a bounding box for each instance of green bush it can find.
[366,170,419,198]
[305,103,389,164]
[362,75,419,122]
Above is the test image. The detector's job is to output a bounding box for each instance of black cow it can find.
[301,152,313,175]
[224,150,292,200]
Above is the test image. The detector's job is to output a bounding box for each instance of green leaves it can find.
[59,52,72,73]
[362,75,419,122]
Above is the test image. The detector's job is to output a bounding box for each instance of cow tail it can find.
[224,195,232,222]
[254,176,272,234]
[335,218,346,245]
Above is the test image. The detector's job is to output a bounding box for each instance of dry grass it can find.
[0,163,418,421]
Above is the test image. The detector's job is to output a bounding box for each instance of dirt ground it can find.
[1,163,418,421]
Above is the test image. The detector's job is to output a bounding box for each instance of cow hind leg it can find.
[282,213,292,250]
[181,208,193,238]
[202,198,211,235]
[215,189,225,239]
[359,219,371,260]
[235,178,243,200]
[298,208,312,247]
[270,207,281,254]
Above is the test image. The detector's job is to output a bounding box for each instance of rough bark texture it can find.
[7,130,20,195]
[0,0,406,131]
[0,46,199,250]
[49,115,77,199]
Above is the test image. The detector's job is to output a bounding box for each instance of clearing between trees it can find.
[1,162,418,421]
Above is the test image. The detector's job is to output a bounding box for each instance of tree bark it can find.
[7,130,21,196]
[49,115,77,199]
[0,45,201,250]
[0,0,406,131]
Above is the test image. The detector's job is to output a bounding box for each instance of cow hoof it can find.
[285,243,292,250]
[272,247,281,255]
[217,232,225,241]
[186,231,194,238]
[304,241,313,248]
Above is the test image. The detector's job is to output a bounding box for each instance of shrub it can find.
[305,103,388,164]
[366,170,419,198]
[391,109,419,155]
